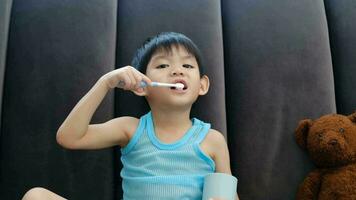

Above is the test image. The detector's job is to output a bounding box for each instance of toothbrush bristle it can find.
[175,83,184,90]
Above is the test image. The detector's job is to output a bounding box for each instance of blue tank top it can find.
[120,111,215,200]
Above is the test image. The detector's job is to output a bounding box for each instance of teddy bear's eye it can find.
[318,133,323,138]
[339,128,345,133]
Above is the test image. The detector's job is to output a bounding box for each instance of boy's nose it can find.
[172,71,184,76]
[171,67,184,76]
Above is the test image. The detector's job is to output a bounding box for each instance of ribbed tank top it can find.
[120,111,215,200]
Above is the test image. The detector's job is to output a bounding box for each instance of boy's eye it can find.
[156,64,169,69]
[183,64,194,68]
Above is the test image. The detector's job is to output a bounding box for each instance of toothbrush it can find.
[140,81,184,90]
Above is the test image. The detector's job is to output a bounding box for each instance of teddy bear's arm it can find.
[296,170,322,200]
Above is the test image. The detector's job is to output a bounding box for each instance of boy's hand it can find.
[102,66,151,92]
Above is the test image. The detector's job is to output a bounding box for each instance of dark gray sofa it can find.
[0,0,355,199]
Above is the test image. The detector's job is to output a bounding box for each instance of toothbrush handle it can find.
[140,81,159,87]
[140,81,179,88]
[140,81,148,88]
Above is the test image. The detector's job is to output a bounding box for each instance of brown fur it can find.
[295,111,356,200]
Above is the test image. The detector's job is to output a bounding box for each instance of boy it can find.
[22,32,239,200]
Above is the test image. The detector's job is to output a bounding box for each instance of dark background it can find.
[0,0,355,199]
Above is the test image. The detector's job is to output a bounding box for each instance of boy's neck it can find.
[150,107,192,132]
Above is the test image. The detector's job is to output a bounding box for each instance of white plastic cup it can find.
[202,173,238,200]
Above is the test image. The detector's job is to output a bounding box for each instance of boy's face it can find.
[143,45,209,109]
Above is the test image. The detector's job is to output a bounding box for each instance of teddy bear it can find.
[295,111,356,200]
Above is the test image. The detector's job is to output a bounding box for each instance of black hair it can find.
[131,32,205,76]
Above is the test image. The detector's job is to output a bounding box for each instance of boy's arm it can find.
[207,129,240,200]
[56,66,150,150]
[56,77,132,149]
[64,116,139,149]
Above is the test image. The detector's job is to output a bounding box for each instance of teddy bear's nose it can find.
[328,139,338,146]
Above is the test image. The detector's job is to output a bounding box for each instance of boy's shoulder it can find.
[110,116,140,138]
[200,129,227,158]
[204,129,227,145]
[111,116,139,125]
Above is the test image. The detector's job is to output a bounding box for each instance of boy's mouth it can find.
[171,79,188,90]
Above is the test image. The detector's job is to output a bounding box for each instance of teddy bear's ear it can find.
[295,119,313,150]
[347,111,356,123]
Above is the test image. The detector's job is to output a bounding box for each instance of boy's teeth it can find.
[170,87,184,90]
[175,83,185,89]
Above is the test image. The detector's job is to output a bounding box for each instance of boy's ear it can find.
[295,119,313,150]
[132,87,148,96]
[199,75,210,96]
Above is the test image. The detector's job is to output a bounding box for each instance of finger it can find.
[127,65,151,85]
[131,70,145,89]
[126,70,137,90]
[136,71,152,85]
[119,74,131,90]
[121,68,134,90]
[134,87,144,93]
